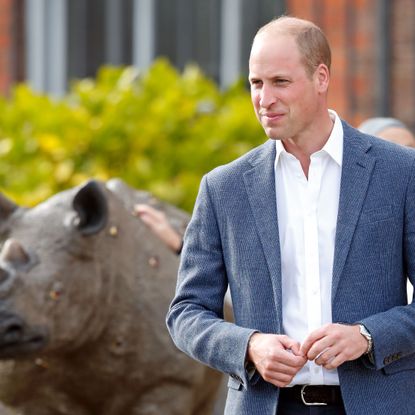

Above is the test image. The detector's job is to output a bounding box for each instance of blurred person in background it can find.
[358,117,415,148]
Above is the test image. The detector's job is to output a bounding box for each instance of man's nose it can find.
[259,85,276,108]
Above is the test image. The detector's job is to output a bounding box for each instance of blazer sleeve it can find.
[166,174,256,388]
[360,157,415,371]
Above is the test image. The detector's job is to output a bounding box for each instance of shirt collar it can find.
[275,109,343,167]
[323,109,343,167]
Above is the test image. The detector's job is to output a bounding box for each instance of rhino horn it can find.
[0,239,31,267]
[0,193,18,223]
[72,180,108,236]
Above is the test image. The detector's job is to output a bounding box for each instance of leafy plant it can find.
[0,59,264,212]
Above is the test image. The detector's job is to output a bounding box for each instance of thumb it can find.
[279,336,304,357]
[289,343,305,357]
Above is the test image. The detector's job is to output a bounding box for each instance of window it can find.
[25,0,285,94]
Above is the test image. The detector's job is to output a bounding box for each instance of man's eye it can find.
[250,80,262,87]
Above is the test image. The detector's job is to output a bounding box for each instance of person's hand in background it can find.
[133,204,183,254]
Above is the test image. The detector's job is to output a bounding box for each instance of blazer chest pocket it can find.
[359,205,394,224]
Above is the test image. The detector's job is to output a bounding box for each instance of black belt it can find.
[279,385,343,406]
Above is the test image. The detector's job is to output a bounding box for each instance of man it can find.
[167,16,415,415]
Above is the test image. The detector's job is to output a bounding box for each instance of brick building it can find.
[289,0,415,129]
[0,0,414,129]
[0,0,24,96]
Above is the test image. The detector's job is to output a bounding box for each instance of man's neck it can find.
[281,113,335,178]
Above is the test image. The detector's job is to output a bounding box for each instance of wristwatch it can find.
[358,324,373,354]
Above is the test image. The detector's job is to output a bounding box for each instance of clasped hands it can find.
[247,323,368,388]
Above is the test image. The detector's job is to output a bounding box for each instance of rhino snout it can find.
[0,315,24,344]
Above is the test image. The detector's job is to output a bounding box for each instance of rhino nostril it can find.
[0,317,24,344]
[5,323,23,343]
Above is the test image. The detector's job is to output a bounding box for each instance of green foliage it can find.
[0,59,264,212]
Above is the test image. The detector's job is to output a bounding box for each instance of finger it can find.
[279,349,308,368]
[322,353,345,370]
[314,347,331,364]
[258,360,302,376]
[287,343,304,357]
[134,204,163,221]
[267,372,297,388]
[279,336,305,357]
[259,361,304,387]
[258,348,305,370]
[264,371,295,388]
[134,206,168,231]
[301,328,326,355]
[133,203,148,214]
[306,337,334,361]
[255,348,307,377]
[314,347,340,367]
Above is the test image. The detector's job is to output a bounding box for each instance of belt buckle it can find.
[300,385,328,406]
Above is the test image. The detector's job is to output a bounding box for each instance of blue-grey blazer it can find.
[166,121,415,415]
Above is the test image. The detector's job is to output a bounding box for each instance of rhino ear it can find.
[72,181,108,235]
[0,193,18,223]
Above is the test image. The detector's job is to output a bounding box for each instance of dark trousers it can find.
[277,401,346,415]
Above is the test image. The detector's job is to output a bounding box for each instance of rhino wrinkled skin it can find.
[0,179,224,415]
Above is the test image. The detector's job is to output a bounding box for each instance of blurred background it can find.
[0,0,414,211]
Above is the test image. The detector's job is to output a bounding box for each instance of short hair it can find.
[255,16,332,77]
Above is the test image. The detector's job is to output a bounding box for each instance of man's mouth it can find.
[261,112,285,122]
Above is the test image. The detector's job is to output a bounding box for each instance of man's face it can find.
[248,32,323,142]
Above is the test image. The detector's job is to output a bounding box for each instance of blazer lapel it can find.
[241,127,376,318]
[332,123,376,303]
[243,140,283,324]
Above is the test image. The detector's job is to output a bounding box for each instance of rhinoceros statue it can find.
[0,179,224,415]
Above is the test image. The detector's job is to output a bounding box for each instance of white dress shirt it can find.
[274,110,343,385]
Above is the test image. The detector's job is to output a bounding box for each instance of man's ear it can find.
[72,180,108,236]
[315,63,330,93]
